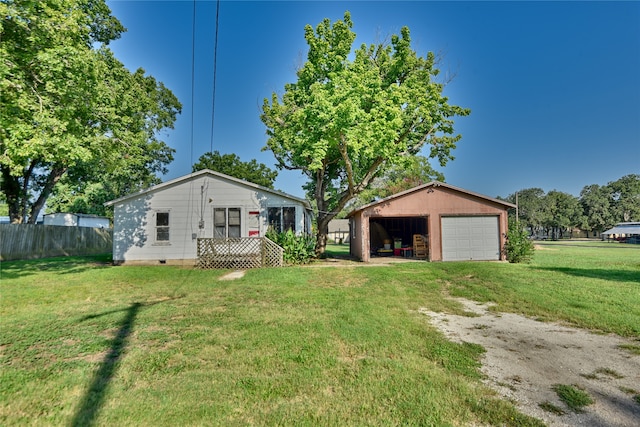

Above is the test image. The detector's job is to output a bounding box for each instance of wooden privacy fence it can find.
[0,224,112,261]
[197,237,283,269]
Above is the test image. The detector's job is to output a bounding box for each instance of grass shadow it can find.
[0,254,113,280]
[534,266,640,283]
[71,296,183,426]
[71,302,141,427]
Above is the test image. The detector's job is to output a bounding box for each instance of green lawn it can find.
[324,242,351,258]
[1,242,638,426]
[429,240,640,337]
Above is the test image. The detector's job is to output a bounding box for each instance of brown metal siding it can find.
[352,185,511,262]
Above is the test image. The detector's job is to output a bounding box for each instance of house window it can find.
[214,208,241,238]
[268,207,296,232]
[228,208,241,237]
[304,210,311,234]
[156,211,170,243]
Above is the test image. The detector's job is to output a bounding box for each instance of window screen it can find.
[214,208,241,238]
[268,207,281,232]
[214,208,226,238]
[268,207,296,233]
[156,212,170,242]
[282,207,296,232]
[228,208,241,237]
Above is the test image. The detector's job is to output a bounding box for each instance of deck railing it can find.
[197,237,283,269]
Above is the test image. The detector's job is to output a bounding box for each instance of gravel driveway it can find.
[420,298,640,426]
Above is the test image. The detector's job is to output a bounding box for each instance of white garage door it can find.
[441,216,500,261]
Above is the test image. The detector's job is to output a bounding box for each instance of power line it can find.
[184,0,197,263]
[190,0,197,167]
[209,0,220,154]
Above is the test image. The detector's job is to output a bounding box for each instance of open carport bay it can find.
[369,216,427,252]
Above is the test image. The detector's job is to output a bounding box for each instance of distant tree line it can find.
[502,174,640,239]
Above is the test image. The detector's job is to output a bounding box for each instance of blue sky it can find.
[107,0,640,200]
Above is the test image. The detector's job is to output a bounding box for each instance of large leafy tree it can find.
[261,12,469,253]
[343,155,444,215]
[0,0,181,223]
[579,184,613,236]
[606,174,640,223]
[542,190,583,239]
[504,188,546,236]
[192,151,278,189]
[46,137,175,218]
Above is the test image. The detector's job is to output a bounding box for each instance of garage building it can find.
[347,182,516,262]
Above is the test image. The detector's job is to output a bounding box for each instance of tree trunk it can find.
[0,164,67,224]
[1,166,24,224]
[27,166,67,224]
[315,213,331,256]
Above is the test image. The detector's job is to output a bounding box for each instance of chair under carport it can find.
[413,234,428,259]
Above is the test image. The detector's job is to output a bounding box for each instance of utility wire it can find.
[190,0,197,167]
[209,0,220,154]
[184,0,197,262]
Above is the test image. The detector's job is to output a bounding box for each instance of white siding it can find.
[44,213,78,226]
[112,173,309,263]
[77,217,110,228]
[43,213,109,228]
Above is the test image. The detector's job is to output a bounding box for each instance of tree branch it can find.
[339,133,356,195]
[20,160,37,221]
[329,155,386,218]
[28,165,67,224]
[399,122,439,156]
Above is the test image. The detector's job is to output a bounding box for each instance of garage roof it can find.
[347,181,517,217]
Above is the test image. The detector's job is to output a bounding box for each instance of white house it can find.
[104,169,313,265]
[327,219,350,244]
[43,213,111,228]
